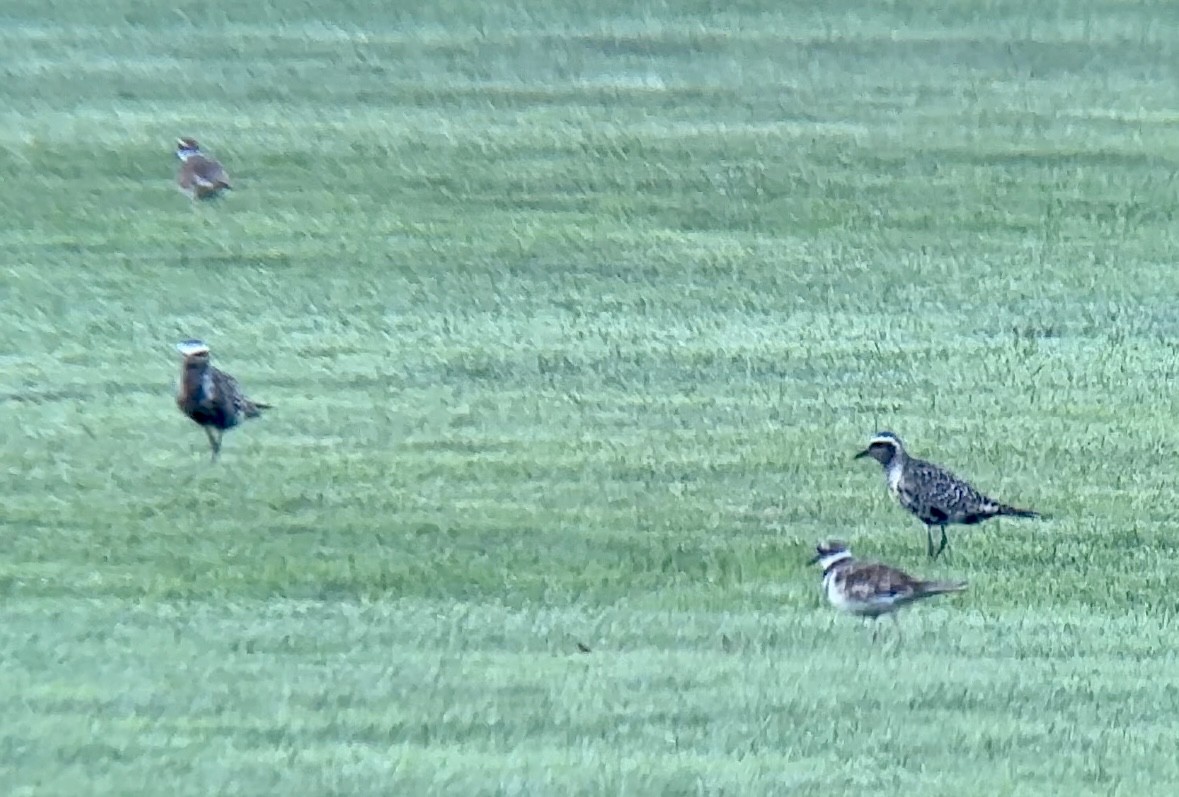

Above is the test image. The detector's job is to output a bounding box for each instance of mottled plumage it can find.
[810,540,966,637]
[855,431,1042,558]
[175,340,270,460]
[176,137,232,200]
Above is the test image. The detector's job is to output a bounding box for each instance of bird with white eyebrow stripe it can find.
[854,431,1044,559]
[175,340,270,461]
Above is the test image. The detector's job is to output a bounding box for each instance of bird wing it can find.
[183,155,230,188]
[840,562,920,602]
[907,458,990,520]
[210,367,245,412]
[211,366,266,417]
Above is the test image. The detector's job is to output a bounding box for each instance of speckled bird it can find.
[810,539,966,638]
[855,431,1042,559]
[175,340,270,460]
[175,137,232,200]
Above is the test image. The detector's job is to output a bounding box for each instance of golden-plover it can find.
[175,340,270,461]
[175,137,232,200]
[855,431,1041,558]
[809,539,966,638]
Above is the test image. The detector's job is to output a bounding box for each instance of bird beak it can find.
[853,448,870,460]
[807,552,821,565]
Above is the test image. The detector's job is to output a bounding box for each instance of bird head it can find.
[176,339,211,365]
[176,137,201,161]
[854,431,904,466]
[808,539,853,568]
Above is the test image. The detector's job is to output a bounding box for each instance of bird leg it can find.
[932,525,950,560]
[205,427,222,461]
[925,524,935,558]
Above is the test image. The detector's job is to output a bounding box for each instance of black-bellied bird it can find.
[175,340,270,460]
[854,431,1042,559]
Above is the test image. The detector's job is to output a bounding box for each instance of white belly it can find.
[885,461,904,499]
[823,571,895,617]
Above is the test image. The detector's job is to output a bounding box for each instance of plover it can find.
[175,340,270,461]
[175,137,232,200]
[809,539,966,637]
[855,431,1042,559]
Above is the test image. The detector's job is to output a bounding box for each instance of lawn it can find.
[2,0,1179,793]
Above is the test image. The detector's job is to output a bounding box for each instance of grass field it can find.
[3,0,1179,793]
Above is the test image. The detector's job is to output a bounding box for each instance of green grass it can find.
[2,0,1179,792]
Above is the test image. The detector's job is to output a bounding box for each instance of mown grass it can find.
[2,0,1179,793]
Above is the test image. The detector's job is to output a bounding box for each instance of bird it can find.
[809,539,966,639]
[854,431,1042,559]
[175,137,232,200]
[174,340,270,460]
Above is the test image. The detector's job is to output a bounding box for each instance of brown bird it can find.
[175,340,270,460]
[809,539,967,640]
[175,137,232,200]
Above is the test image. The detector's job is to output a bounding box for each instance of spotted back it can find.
[900,457,998,525]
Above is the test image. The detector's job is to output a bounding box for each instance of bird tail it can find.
[918,580,968,596]
[244,401,272,417]
[996,504,1043,519]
